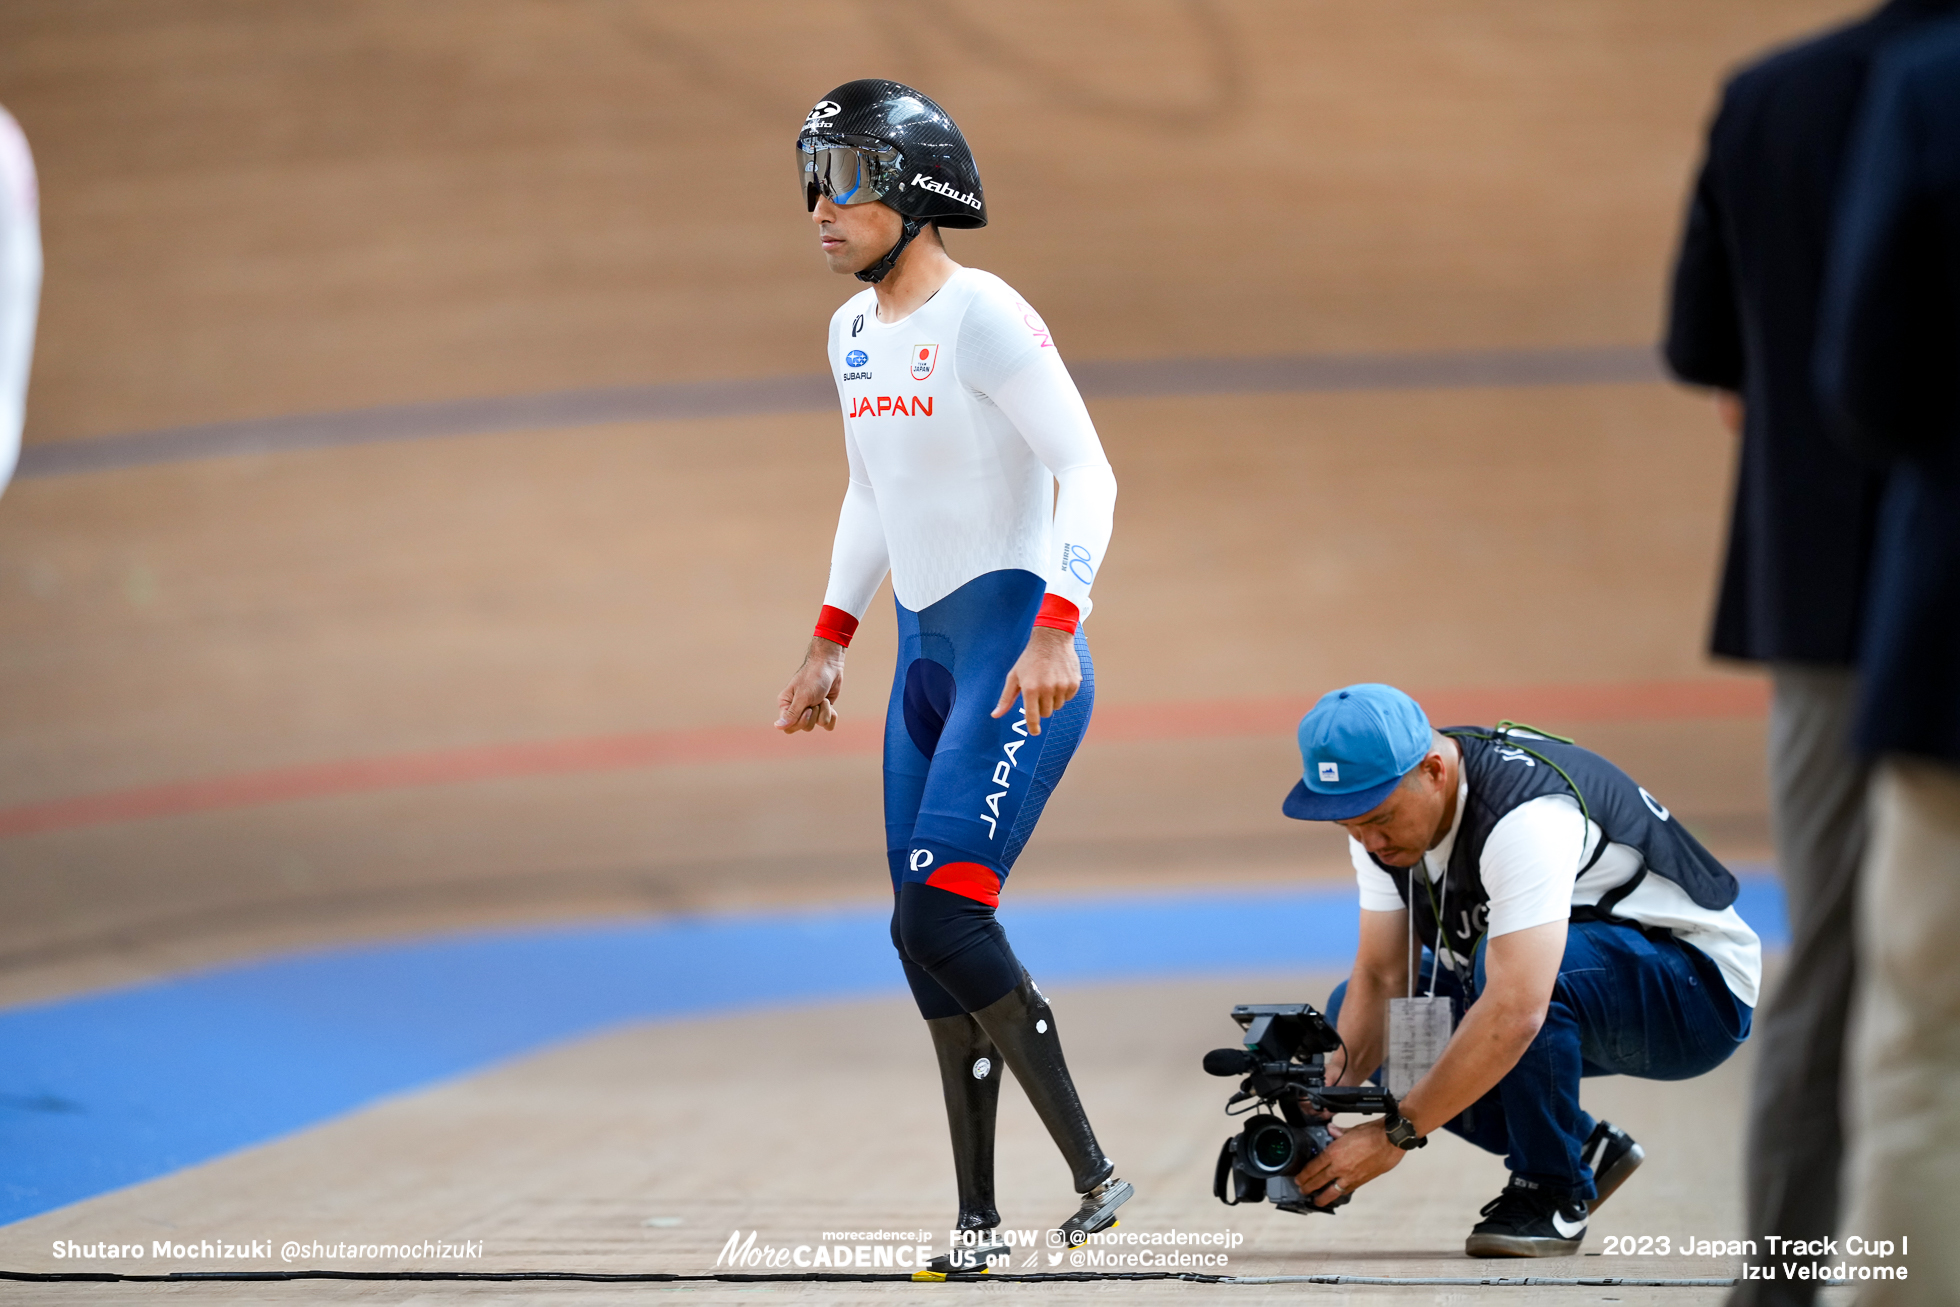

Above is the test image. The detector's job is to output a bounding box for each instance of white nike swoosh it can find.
[1551,1211,1587,1239]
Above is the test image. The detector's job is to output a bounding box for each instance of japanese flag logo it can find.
[911,344,939,380]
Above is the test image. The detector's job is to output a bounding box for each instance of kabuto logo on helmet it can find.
[803,100,842,129]
[910,173,981,210]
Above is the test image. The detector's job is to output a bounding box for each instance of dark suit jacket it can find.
[1817,21,1960,764]
[1664,0,1959,665]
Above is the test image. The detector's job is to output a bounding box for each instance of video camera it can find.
[1203,1003,1397,1214]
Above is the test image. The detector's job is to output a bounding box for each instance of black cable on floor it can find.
[0,1268,1750,1287]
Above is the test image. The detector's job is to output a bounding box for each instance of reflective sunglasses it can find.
[800,141,901,211]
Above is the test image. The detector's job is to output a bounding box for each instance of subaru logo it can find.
[846,349,868,367]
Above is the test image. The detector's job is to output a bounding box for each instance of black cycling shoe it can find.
[1464,1177,1589,1258]
[1580,1120,1645,1213]
[919,1232,1012,1278]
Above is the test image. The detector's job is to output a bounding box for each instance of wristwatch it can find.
[1384,1110,1428,1151]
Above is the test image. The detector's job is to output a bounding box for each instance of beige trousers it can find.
[1847,758,1960,1306]
[1729,668,1868,1307]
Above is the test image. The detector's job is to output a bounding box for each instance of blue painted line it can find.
[1730,872,1785,951]
[0,879,1785,1227]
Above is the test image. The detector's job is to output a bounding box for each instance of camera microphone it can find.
[1203,1048,1256,1077]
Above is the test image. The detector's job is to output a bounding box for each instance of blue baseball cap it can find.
[1282,684,1434,821]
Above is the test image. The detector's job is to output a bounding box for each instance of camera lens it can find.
[1248,1121,1297,1174]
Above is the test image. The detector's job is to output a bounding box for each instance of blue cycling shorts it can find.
[884,569,1094,905]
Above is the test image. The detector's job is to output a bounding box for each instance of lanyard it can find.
[1408,855,1449,998]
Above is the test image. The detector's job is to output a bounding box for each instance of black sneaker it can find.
[1464,1178,1588,1258]
[917,1231,1011,1279]
[1580,1120,1644,1213]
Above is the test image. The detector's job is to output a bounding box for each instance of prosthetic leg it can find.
[970,973,1134,1244]
[921,1014,1010,1276]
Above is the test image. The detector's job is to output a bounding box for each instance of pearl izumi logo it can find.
[910,172,981,209]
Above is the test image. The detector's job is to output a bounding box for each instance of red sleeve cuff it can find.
[1032,594,1081,634]
[814,604,860,648]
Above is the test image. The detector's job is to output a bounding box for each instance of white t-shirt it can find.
[0,106,38,495]
[1352,767,1763,1007]
[821,267,1117,618]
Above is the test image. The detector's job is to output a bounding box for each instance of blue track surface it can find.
[0,878,1786,1226]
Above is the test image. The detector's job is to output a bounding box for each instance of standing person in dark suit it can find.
[1663,4,1958,1300]
[1816,23,1960,1304]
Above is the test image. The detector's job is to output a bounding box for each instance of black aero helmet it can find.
[798,79,986,282]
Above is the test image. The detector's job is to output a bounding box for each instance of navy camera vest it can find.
[1372,727,1739,966]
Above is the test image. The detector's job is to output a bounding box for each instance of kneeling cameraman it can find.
[1284,684,1759,1256]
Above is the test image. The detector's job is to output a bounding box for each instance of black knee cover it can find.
[892,881,1022,1016]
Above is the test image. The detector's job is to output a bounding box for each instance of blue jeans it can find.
[1325,919,1753,1202]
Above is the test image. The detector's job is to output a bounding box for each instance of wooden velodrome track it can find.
[0,1,1863,1301]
